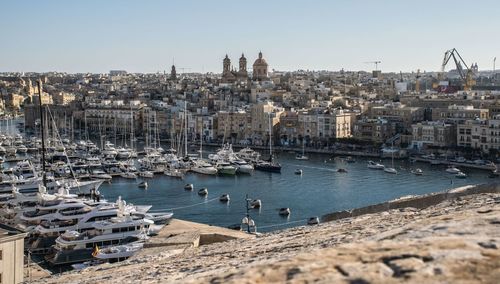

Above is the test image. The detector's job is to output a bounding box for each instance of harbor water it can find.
[98,152,489,232]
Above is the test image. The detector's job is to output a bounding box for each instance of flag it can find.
[92,245,100,257]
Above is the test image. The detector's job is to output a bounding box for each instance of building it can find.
[249,101,283,145]
[0,224,27,284]
[370,103,424,129]
[432,105,489,123]
[456,115,500,152]
[252,51,269,81]
[52,92,76,105]
[353,118,396,143]
[410,121,456,150]
[170,65,177,81]
[216,110,250,143]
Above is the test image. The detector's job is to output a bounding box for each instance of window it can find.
[0,249,2,260]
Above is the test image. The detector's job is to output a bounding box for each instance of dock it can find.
[134,219,254,258]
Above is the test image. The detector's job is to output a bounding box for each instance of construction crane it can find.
[364,61,381,71]
[439,48,476,91]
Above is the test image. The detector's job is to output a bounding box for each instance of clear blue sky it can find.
[1,0,498,73]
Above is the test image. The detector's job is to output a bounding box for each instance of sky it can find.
[1,0,499,74]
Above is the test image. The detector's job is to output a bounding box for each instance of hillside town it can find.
[1,50,500,161]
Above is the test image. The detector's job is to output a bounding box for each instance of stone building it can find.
[432,105,489,123]
[252,51,269,81]
[216,110,250,143]
[0,224,27,284]
[221,54,249,83]
[410,121,456,150]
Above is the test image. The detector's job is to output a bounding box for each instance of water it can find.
[98,153,490,232]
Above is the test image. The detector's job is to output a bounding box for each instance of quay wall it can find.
[321,182,500,222]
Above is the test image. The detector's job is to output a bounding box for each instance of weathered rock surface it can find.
[38,193,500,283]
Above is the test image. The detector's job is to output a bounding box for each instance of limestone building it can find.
[221,54,249,83]
[252,51,269,81]
[0,224,27,284]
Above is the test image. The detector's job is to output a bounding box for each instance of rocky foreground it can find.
[39,190,500,283]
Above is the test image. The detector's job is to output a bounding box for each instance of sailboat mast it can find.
[268,113,272,157]
[184,101,188,157]
[36,80,47,187]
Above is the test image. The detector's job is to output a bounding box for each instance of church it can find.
[221,52,269,83]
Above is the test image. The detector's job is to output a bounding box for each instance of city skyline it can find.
[1,0,499,74]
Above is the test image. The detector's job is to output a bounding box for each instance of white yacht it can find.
[120,171,138,179]
[446,166,461,174]
[94,241,144,263]
[46,215,152,265]
[191,160,217,175]
[230,159,254,174]
[367,161,385,170]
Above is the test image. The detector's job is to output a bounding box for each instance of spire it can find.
[259,51,263,59]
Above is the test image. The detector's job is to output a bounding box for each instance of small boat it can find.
[120,171,137,179]
[250,199,261,209]
[184,183,194,190]
[446,166,461,174]
[164,169,184,179]
[94,242,144,262]
[337,168,347,173]
[294,169,303,175]
[307,216,320,225]
[295,154,309,160]
[138,171,154,178]
[367,161,385,170]
[279,207,291,216]
[138,181,148,189]
[219,194,230,202]
[198,188,208,196]
[345,156,355,163]
[384,167,398,174]
[456,171,467,178]
[412,168,423,175]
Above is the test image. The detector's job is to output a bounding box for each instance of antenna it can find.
[494,57,497,72]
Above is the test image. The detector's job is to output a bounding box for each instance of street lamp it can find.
[242,194,256,233]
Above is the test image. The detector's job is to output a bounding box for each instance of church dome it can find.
[253,51,268,66]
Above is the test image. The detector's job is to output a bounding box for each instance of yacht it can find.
[46,215,153,265]
[236,147,261,162]
[446,166,461,174]
[138,171,154,178]
[383,167,398,174]
[230,159,254,174]
[90,169,112,181]
[367,161,385,170]
[295,153,309,160]
[164,168,184,179]
[93,241,144,263]
[191,160,218,175]
[254,157,282,173]
[120,171,138,179]
[456,171,467,178]
[216,162,237,175]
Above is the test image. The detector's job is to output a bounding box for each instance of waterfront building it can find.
[353,118,397,144]
[370,102,424,128]
[216,110,250,143]
[456,115,500,152]
[0,224,27,284]
[411,121,456,150]
[432,105,489,123]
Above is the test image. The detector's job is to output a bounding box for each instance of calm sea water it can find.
[100,151,490,232]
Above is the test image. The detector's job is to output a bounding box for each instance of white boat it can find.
[191,160,218,175]
[138,181,148,189]
[456,171,467,178]
[46,215,152,265]
[412,168,423,175]
[230,159,254,174]
[94,241,144,262]
[295,154,309,160]
[138,171,154,178]
[120,172,137,179]
[367,161,385,170]
[164,169,184,179]
[294,169,303,175]
[446,166,461,174]
[279,207,291,216]
[384,167,398,174]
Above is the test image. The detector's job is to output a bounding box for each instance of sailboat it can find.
[295,118,309,160]
[384,142,398,174]
[254,112,282,173]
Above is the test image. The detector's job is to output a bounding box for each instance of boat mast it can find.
[268,112,272,157]
[36,80,47,187]
[184,101,188,157]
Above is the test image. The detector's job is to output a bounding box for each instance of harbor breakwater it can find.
[36,182,500,283]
